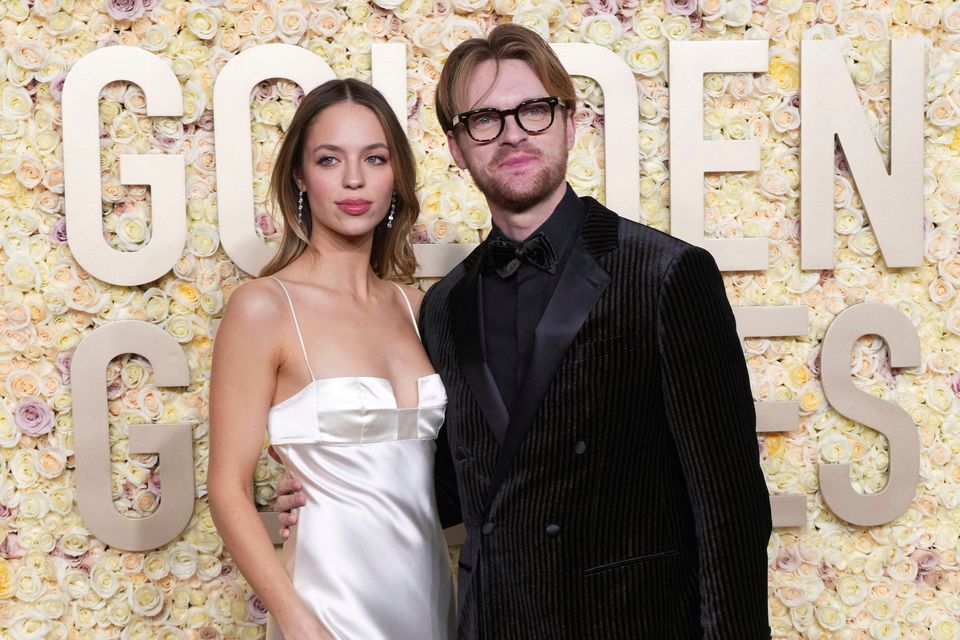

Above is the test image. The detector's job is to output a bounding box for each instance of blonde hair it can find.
[261,79,418,282]
[435,24,576,134]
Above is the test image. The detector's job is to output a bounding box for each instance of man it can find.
[278,24,771,639]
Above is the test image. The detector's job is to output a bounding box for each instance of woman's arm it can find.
[207,281,331,639]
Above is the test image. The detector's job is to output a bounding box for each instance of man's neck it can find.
[489,182,568,242]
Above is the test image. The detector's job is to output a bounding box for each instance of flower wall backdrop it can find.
[0,0,958,638]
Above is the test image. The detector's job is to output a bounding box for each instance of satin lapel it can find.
[485,238,612,510]
[450,255,511,444]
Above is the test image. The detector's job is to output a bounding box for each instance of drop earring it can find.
[297,189,304,225]
[387,192,396,229]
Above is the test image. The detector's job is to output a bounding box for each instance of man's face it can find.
[447,59,575,214]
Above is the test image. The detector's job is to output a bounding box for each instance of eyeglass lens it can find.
[467,100,556,141]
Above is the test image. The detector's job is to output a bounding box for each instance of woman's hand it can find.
[275,476,307,540]
[281,611,336,640]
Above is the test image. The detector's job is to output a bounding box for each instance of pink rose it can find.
[106,0,145,21]
[15,397,54,436]
[49,217,68,244]
[666,0,698,16]
[589,0,619,14]
[912,549,939,573]
[56,351,73,383]
[951,372,960,398]
[50,75,67,102]
[246,593,269,624]
[775,546,800,571]
[1,532,25,559]
[256,214,278,237]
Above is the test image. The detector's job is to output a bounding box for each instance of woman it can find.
[208,79,456,640]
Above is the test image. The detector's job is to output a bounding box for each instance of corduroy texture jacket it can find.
[423,196,772,640]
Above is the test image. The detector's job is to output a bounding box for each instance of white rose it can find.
[816,0,842,23]
[59,567,90,599]
[721,0,752,27]
[59,529,92,559]
[15,153,43,189]
[188,223,220,257]
[10,449,40,488]
[943,3,960,32]
[624,42,666,77]
[275,4,309,43]
[309,9,342,37]
[186,4,220,40]
[130,583,165,617]
[426,215,456,243]
[633,11,662,40]
[115,210,150,251]
[770,102,800,132]
[834,208,863,235]
[168,541,199,579]
[10,39,47,71]
[661,14,692,40]
[141,24,173,52]
[860,10,888,41]
[7,614,51,640]
[89,564,121,599]
[144,551,171,580]
[580,14,622,46]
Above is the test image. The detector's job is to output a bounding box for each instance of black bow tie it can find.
[485,232,558,278]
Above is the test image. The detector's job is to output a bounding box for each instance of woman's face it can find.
[296,101,395,241]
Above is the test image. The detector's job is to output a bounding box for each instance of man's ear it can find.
[565,111,576,150]
[447,130,468,170]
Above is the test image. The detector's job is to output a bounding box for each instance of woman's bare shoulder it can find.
[393,281,425,316]
[221,278,288,330]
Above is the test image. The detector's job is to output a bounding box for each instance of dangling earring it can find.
[386,192,396,229]
[297,189,304,225]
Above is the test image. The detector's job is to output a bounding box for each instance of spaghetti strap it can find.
[392,282,421,340]
[268,277,316,381]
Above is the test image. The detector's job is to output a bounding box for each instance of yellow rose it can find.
[768,54,800,93]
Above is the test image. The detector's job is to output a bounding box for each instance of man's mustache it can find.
[492,145,542,164]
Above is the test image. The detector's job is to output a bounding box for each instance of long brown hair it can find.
[435,24,576,134]
[260,78,418,282]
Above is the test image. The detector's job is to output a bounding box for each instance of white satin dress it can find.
[265,278,456,640]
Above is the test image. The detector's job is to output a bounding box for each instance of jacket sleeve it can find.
[656,245,772,639]
[420,285,463,529]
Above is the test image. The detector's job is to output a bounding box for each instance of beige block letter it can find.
[800,39,925,269]
[669,41,769,271]
[819,303,920,526]
[73,321,194,551]
[62,47,186,286]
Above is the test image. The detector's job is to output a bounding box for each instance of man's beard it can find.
[468,144,568,214]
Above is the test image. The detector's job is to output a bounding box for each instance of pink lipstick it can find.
[336,199,372,215]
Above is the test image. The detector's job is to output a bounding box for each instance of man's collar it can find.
[487,184,585,258]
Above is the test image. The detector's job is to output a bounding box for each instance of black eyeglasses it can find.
[452,96,566,143]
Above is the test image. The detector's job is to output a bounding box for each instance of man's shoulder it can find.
[421,245,479,310]
[583,197,700,266]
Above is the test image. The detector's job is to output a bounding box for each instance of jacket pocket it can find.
[583,550,680,576]
[570,333,647,363]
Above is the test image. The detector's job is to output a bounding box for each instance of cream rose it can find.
[580,13,622,46]
[186,5,220,40]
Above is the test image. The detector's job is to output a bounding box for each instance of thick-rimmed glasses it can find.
[452,96,565,143]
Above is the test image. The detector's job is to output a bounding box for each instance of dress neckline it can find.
[269,373,443,413]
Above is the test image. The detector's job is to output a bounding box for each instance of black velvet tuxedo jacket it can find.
[421,197,772,640]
